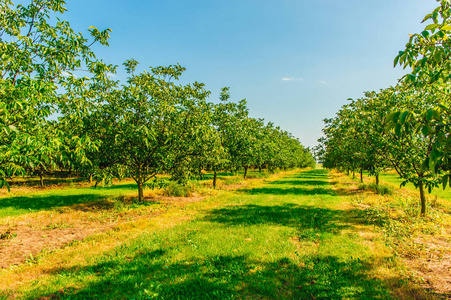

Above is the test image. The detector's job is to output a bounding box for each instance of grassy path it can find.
[1,169,428,299]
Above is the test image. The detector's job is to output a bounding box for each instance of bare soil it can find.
[0,195,203,269]
[404,235,451,295]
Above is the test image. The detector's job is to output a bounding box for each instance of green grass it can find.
[363,172,451,203]
[0,181,141,218]
[1,169,418,299]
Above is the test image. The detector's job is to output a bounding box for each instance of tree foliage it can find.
[321,0,451,216]
[1,0,315,201]
[0,0,112,189]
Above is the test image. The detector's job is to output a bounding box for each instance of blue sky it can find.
[61,0,437,147]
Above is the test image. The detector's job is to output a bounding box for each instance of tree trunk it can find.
[360,169,363,183]
[89,174,93,184]
[135,166,146,202]
[259,166,262,172]
[213,170,217,189]
[352,170,355,179]
[419,181,426,216]
[243,166,248,180]
[375,174,379,186]
[38,166,44,187]
[138,181,144,202]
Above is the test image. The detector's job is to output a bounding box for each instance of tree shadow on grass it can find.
[244,186,336,196]
[88,183,138,191]
[27,249,424,300]
[291,169,329,177]
[0,193,109,213]
[204,204,348,234]
[269,180,330,186]
[8,177,86,187]
[0,186,156,214]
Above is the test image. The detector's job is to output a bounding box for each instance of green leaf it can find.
[422,157,430,170]
[441,24,451,31]
[394,55,400,67]
[0,179,10,192]
[422,13,432,23]
[395,124,402,136]
[432,110,441,121]
[400,111,409,124]
[425,23,439,30]
[421,125,430,136]
[407,74,416,82]
[426,109,435,121]
[386,111,401,123]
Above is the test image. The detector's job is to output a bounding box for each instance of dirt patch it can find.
[401,235,451,295]
[144,195,204,204]
[0,195,203,269]
[0,225,110,268]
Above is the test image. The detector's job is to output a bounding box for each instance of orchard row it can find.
[318,0,451,215]
[0,0,315,201]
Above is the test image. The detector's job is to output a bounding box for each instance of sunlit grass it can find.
[0,169,436,299]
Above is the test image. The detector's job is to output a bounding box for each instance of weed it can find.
[222,176,243,186]
[163,181,197,197]
[147,178,170,190]
[358,183,394,195]
[24,253,38,264]
[0,231,17,240]
[113,200,126,211]
[42,222,73,230]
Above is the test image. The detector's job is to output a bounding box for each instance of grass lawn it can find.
[0,169,440,299]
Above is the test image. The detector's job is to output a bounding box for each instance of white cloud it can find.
[282,77,303,81]
[318,80,327,85]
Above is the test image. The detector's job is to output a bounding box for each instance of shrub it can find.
[358,183,394,195]
[163,181,197,197]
